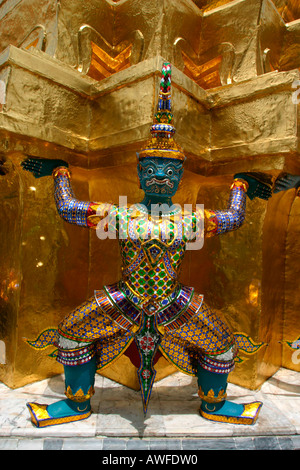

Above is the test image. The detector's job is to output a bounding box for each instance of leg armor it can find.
[26,297,115,428]
[27,354,97,428]
[197,347,262,425]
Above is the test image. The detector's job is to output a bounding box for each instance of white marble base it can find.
[0,368,299,438]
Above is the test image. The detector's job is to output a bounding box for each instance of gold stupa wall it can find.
[0,0,299,391]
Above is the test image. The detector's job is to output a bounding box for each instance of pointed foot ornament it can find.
[26,359,96,427]
[26,401,92,428]
[197,365,262,425]
[199,399,262,425]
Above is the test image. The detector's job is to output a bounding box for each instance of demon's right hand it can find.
[21,157,69,178]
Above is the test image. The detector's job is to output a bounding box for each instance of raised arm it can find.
[204,179,247,237]
[54,167,115,229]
[204,172,273,238]
[53,167,90,226]
[21,157,113,230]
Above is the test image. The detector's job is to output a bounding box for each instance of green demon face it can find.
[137,157,184,199]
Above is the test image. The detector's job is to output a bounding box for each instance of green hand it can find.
[234,172,273,201]
[21,157,68,178]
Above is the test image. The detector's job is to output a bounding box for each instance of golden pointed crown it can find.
[138,62,185,162]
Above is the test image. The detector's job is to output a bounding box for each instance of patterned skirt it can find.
[57,282,236,376]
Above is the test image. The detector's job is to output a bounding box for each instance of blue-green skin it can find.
[137,156,184,210]
[21,156,258,421]
[197,366,244,417]
[47,357,97,419]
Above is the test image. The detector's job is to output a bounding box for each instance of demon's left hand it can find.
[234,171,273,200]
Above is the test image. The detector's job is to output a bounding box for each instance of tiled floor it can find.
[0,367,299,449]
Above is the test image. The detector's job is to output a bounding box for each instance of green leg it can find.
[27,356,97,427]
[197,364,262,425]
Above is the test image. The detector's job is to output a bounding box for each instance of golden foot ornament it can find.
[26,402,91,428]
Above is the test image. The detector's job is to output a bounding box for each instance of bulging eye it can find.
[166,168,174,176]
[147,168,154,175]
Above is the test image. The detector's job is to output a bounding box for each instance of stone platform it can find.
[0,368,299,450]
